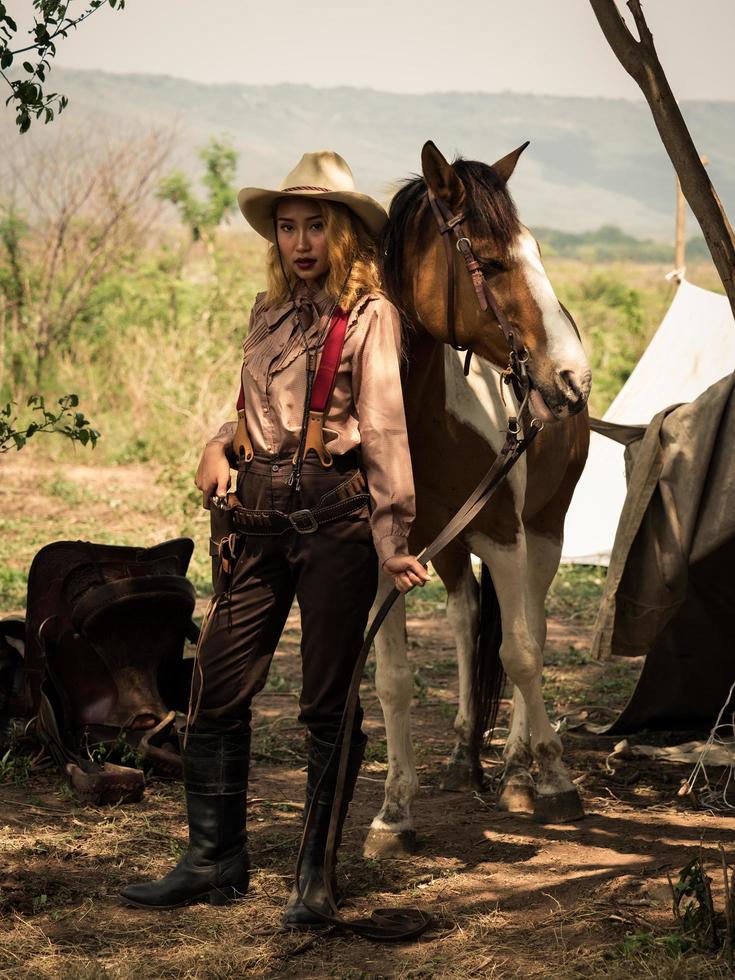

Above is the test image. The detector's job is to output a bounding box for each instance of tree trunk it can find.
[590,0,735,317]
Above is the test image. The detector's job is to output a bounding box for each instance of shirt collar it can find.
[262,282,333,331]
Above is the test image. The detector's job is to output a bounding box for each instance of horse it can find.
[363,141,591,857]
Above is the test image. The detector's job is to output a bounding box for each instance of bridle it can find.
[426,187,533,419]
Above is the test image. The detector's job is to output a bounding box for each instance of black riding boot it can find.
[283,732,366,928]
[120,731,250,909]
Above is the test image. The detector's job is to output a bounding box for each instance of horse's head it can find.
[384,141,591,422]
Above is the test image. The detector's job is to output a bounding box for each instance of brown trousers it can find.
[191,452,378,743]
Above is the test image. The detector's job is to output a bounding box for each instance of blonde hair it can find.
[264,199,382,311]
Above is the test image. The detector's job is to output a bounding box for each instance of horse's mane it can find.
[381,157,521,319]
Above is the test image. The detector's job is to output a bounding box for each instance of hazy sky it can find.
[17,0,735,100]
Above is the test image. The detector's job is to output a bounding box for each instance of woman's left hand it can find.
[382,555,430,594]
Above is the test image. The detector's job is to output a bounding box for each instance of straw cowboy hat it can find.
[238,150,388,242]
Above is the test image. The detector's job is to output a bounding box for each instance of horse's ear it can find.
[421,140,465,209]
[490,141,530,185]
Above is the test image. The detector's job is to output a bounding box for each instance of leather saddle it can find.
[0,617,25,742]
[17,538,199,804]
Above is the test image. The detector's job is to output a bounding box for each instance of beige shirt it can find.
[208,286,415,565]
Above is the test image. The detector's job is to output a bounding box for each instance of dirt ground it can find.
[1,458,734,978]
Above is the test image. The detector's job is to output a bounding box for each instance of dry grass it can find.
[3,773,735,980]
[2,459,734,979]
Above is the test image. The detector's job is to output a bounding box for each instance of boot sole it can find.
[120,884,246,910]
[283,916,331,930]
[283,900,338,930]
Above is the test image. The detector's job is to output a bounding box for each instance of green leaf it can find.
[4,14,16,31]
[0,48,12,69]
[22,61,33,73]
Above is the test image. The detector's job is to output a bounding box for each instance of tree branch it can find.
[590,0,735,317]
[626,0,654,49]
[589,0,643,78]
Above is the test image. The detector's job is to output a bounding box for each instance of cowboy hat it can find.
[238,150,388,242]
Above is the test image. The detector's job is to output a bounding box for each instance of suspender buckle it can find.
[288,509,319,534]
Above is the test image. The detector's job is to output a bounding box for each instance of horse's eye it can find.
[479,258,507,275]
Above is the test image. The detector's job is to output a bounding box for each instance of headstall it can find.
[426,187,534,426]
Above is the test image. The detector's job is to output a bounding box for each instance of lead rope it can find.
[182,594,220,747]
[295,416,543,941]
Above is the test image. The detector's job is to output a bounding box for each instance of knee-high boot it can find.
[120,731,250,909]
[283,732,366,928]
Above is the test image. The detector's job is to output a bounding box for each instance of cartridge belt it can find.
[229,492,370,537]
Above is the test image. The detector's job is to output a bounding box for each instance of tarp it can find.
[562,280,735,564]
[592,372,735,731]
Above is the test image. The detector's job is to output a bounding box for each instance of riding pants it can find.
[189,452,379,744]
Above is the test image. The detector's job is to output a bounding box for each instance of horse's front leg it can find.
[498,529,563,813]
[523,529,585,821]
[468,531,584,823]
[363,574,419,858]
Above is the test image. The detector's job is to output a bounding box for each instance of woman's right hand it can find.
[195,443,232,499]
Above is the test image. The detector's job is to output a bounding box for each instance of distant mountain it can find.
[3,68,734,239]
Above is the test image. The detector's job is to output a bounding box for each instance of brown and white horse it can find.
[364,141,591,856]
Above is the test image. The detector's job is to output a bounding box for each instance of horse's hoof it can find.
[497,778,535,814]
[440,761,484,793]
[363,827,417,859]
[532,788,585,824]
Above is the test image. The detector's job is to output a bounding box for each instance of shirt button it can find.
[272,464,279,472]
[263,406,269,413]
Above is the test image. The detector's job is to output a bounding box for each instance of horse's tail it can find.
[470,562,505,752]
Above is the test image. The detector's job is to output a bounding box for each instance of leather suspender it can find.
[232,307,349,468]
[294,307,349,467]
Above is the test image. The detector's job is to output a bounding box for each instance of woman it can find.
[121,151,428,926]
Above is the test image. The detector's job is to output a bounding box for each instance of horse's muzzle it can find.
[530,368,591,421]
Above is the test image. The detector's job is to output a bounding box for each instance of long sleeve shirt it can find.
[207,286,415,566]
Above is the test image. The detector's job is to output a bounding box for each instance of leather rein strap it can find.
[296,183,545,941]
[296,420,541,941]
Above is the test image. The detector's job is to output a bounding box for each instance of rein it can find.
[295,185,544,942]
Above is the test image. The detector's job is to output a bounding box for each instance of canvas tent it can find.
[562,279,735,565]
[561,279,735,733]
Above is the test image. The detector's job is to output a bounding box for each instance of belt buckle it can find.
[288,509,319,534]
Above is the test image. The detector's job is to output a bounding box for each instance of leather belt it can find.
[227,492,370,537]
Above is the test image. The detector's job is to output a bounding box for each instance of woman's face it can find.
[275,198,330,283]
